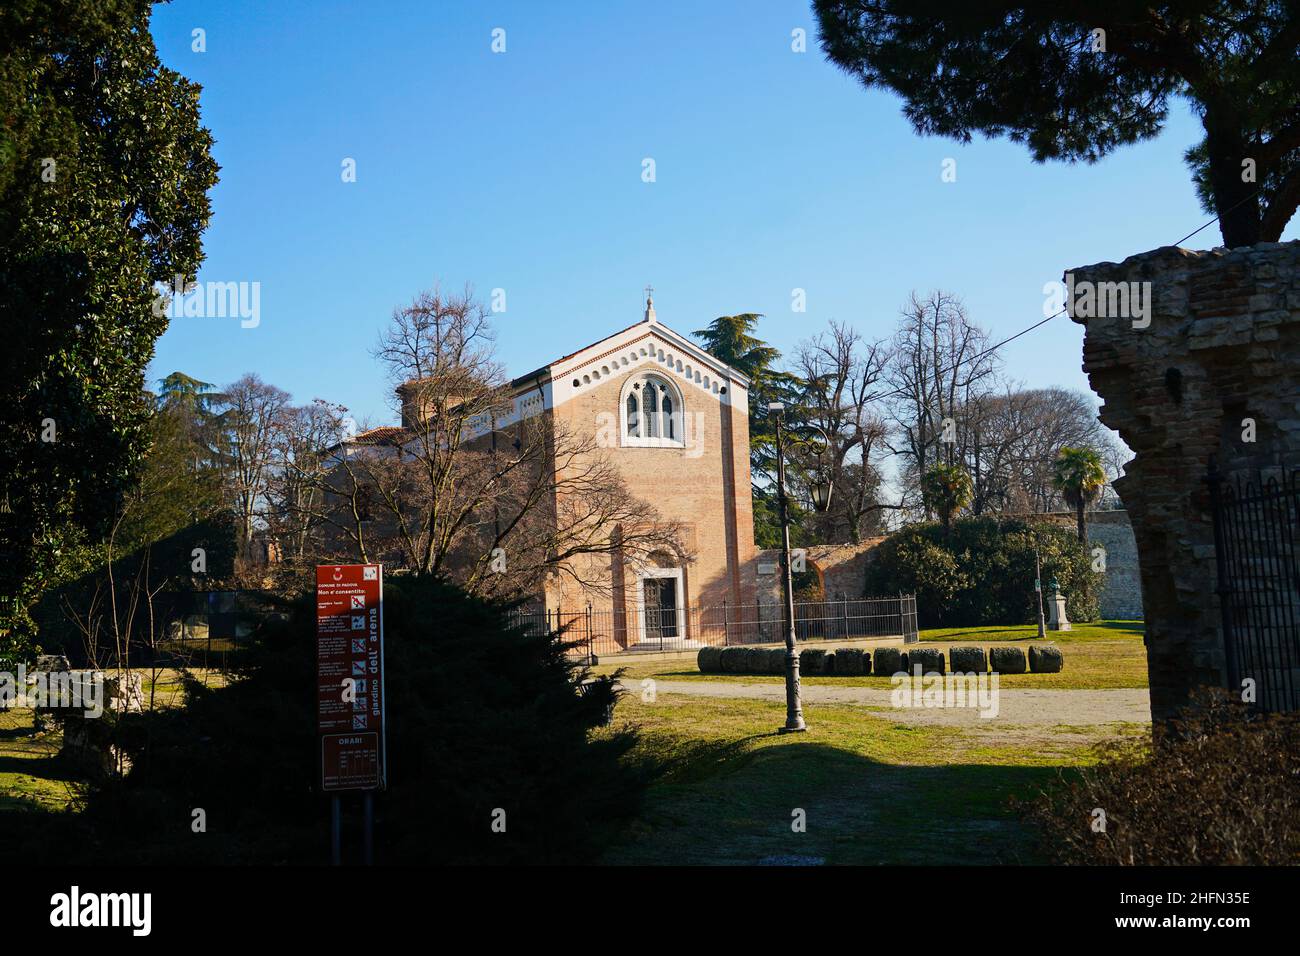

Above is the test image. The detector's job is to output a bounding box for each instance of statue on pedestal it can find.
[1047,577,1071,632]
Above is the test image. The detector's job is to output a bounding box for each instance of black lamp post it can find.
[768,403,832,734]
[1034,543,1046,640]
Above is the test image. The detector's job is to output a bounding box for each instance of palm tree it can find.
[920,463,972,535]
[1052,447,1107,542]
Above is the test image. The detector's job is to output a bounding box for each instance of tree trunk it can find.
[1076,499,1086,543]
[1206,121,1261,248]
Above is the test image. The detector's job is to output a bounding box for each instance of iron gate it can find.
[1207,460,1300,712]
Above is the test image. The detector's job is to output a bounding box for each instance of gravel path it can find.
[621,679,1151,728]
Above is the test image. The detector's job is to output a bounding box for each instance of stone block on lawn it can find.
[905,647,945,675]
[697,646,722,673]
[873,646,904,676]
[1029,644,1065,673]
[834,647,865,676]
[765,648,787,674]
[799,648,828,675]
[742,647,768,673]
[989,646,1027,674]
[823,651,837,675]
[720,646,748,674]
[948,645,987,673]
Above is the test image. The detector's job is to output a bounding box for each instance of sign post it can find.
[316,564,386,864]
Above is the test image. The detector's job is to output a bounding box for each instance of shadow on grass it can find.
[1096,620,1144,634]
[0,723,36,741]
[925,620,1145,644]
[628,731,770,787]
[0,754,81,783]
[607,739,1062,865]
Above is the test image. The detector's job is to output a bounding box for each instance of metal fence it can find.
[509,594,919,658]
[151,589,265,674]
[1208,461,1300,713]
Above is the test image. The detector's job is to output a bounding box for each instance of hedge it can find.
[863,516,1104,628]
[989,646,1027,674]
[694,643,1063,677]
[834,647,868,676]
[1029,644,1065,673]
[873,647,903,676]
[948,645,987,673]
[799,648,829,675]
[903,647,945,675]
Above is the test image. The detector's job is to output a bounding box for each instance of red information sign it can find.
[316,564,385,791]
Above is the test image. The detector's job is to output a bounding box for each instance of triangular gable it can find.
[514,319,751,412]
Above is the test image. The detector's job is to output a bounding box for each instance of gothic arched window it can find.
[626,393,639,436]
[620,374,684,448]
[646,381,660,438]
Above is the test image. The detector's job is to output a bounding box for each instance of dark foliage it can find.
[864,517,1101,627]
[814,1,1300,247]
[1021,694,1300,864]
[0,0,219,653]
[3,576,649,864]
[31,514,237,666]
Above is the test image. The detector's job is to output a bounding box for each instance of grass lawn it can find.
[595,621,1147,691]
[0,708,82,812]
[600,691,1145,865]
[0,667,231,815]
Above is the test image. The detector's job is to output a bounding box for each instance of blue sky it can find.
[147,0,1296,426]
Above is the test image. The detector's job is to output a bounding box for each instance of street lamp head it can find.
[810,478,833,513]
[767,402,785,413]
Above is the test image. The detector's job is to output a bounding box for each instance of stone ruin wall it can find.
[1017,510,1143,620]
[754,512,1142,624]
[753,540,886,639]
[1069,240,1300,722]
[753,540,886,609]
[1086,511,1143,621]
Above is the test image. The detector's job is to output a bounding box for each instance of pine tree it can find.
[815,1,1300,247]
[694,314,807,547]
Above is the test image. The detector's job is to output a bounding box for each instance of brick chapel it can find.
[342,293,760,646]
[500,293,758,638]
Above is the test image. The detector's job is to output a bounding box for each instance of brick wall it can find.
[1069,241,1300,721]
[548,357,756,621]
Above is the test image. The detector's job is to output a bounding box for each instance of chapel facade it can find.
[498,294,758,643]
[338,294,759,648]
